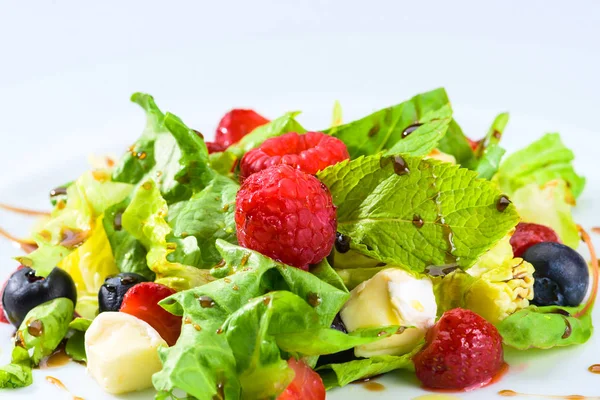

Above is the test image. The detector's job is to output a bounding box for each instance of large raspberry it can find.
[413,308,504,390]
[235,165,337,270]
[216,109,270,148]
[240,131,349,181]
[510,222,561,258]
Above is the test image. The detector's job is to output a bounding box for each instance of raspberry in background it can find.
[277,358,326,400]
[235,165,337,270]
[510,222,561,258]
[240,131,349,181]
[120,282,181,346]
[216,109,270,148]
[206,141,227,154]
[413,308,505,390]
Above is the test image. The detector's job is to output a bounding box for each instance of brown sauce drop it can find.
[40,346,71,369]
[263,297,271,306]
[496,195,511,212]
[364,381,385,392]
[413,214,424,228]
[27,319,44,337]
[402,123,423,138]
[391,155,410,175]
[0,226,38,253]
[561,316,573,339]
[591,227,600,235]
[46,376,84,400]
[588,364,600,374]
[59,228,89,249]
[50,186,68,198]
[240,253,251,266]
[424,265,458,277]
[222,203,230,212]
[232,284,239,291]
[113,212,123,231]
[498,389,597,399]
[199,296,216,308]
[498,390,518,397]
[368,122,381,137]
[307,292,322,307]
[0,203,51,217]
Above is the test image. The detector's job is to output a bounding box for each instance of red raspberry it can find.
[239,131,350,181]
[235,165,337,270]
[413,308,504,390]
[510,222,561,258]
[206,141,227,154]
[468,137,480,151]
[216,109,269,148]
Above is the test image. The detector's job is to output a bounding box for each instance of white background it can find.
[0,1,599,399]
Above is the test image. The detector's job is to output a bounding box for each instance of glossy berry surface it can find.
[2,267,77,327]
[523,242,589,306]
[120,282,181,346]
[413,308,504,390]
[0,265,24,324]
[215,109,269,148]
[206,141,227,154]
[98,272,149,313]
[235,165,337,270]
[510,222,561,258]
[240,131,349,181]
[277,358,326,400]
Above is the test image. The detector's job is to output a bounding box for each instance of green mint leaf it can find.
[317,154,519,271]
[325,88,450,158]
[496,133,586,198]
[16,298,74,365]
[497,305,592,349]
[437,119,477,168]
[475,144,506,180]
[475,112,509,157]
[384,105,452,157]
[167,174,239,269]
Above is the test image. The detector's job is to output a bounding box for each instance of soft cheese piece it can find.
[85,312,167,394]
[340,268,437,357]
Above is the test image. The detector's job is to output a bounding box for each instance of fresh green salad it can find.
[0,88,596,399]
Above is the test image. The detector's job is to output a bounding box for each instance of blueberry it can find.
[522,242,589,307]
[98,273,148,312]
[2,267,77,327]
[316,314,357,367]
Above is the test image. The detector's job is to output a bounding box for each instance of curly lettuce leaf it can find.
[0,347,33,389]
[316,345,421,389]
[58,215,119,318]
[317,154,520,271]
[325,88,450,158]
[496,133,585,199]
[16,170,132,276]
[16,298,74,365]
[112,93,213,203]
[166,173,239,269]
[122,180,213,291]
[511,180,579,248]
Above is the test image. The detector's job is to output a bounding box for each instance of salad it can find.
[0,88,596,399]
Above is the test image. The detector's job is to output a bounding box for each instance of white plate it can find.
[1,2,600,399]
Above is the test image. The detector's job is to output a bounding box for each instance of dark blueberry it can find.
[98,273,148,312]
[316,314,357,367]
[523,242,589,307]
[2,267,77,327]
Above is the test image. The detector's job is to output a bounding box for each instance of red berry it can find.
[413,308,504,390]
[235,165,337,270]
[468,137,480,151]
[277,358,326,400]
[0,266,24,324]
[119,282,181,346]
[216,109,269,148]
[510,222,561,258]
[239,131,349,181]
[206,141,227,154]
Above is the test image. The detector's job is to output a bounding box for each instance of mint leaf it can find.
[496,133,585,198]
[384,105,452,157]
[326,88,450,158]
[498,305,592,349]
[317,154,519,271]
[167,174,239,269]
[112,93,213,203]
[475,144,506,180]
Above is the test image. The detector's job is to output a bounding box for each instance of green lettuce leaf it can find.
[166,173,239,269]
[474,112,509,157]
[475,144,506,180]
[316,346,420,389]
[325,88,450,158]
[16,170,132,276]
[65,317,92,363]
[497,305,592,349]
[16,298,74,365]
[112,93,213,203]
[496,133,585,199]
[0,347,33,389]
[511,180,580,248]
[436,119,476,168]
[122,180,214,291]
[317,154,520,271]
[154,241,351,399]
